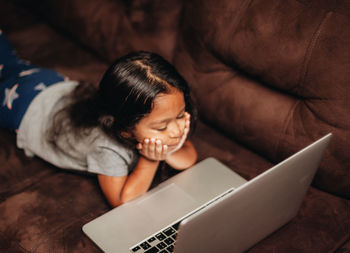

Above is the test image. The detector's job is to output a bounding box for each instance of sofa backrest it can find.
[28,0,182,63]
[173,0,350,198]
[22,0,349,198]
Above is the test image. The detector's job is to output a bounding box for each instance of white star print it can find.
[2,84,19,110]
[19,68,40,77]
[34,82,47,91]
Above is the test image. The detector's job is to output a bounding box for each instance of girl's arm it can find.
[98,127,197,207]
[98,157,159,207]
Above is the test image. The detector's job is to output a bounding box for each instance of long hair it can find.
[48,51,196,148]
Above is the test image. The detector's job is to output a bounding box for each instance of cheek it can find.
[132,127,147,142]
[133,129,168,143]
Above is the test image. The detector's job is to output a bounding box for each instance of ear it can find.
[121,131,131,138]
[99,115,115,128]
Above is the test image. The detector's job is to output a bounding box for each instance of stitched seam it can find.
[274,99,300,158]
[296,11,333,93]
[208,0,254,60]
[231,0,254,31]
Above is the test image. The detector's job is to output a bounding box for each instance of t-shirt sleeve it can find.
[86,146,129,177]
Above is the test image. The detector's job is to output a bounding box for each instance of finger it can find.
[148,138,156,157]
[185,112,191,122]
[137,139,147,156]
[183,121,190,136]
[162,145,168,158]
[156,139,163,159]
[142,138,149,154]
[184,119,190,130]
[185,113,191,127]
[183,129,189,138]
[143,138,149,149]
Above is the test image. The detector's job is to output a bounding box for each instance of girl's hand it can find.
[136,138,168,161]
[167,112,191,155]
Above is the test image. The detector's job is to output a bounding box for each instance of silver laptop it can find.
[83,133,332,253]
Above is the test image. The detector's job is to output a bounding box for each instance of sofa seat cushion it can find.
[0,130,56,202]
[1,120,349,253]
[0,172,109,252]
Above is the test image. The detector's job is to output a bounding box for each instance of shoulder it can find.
[86,129,138,176]
[91,129,135,161]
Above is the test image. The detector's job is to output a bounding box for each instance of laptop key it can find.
[172,223,180,230]
[155,233,166,241]
[164,238,174,246]
[157,242,167,249]
[145,246,159,253]
[167,245,174,252]
[140,242,151,250]
[147,237,156,243]
[132,246,141,252]
[163,227,176,236]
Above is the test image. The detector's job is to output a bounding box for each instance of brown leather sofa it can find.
[1,0,349,252]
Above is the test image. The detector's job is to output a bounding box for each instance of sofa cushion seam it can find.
[296,11,333,93]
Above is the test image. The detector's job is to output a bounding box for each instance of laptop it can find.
[83,133,332,253]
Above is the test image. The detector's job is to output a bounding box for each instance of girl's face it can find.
[132,90,187,150]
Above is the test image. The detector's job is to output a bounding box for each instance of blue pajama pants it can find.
[0,30,65,130]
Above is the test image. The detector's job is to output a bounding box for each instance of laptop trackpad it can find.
[130,183,198,228]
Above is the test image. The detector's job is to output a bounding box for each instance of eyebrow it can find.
[151,106,186,126]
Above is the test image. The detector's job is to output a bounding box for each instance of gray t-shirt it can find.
[17,81,138,177]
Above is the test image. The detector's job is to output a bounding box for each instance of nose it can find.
[169,120,182,138]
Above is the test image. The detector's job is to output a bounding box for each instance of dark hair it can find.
[48,51,196,148]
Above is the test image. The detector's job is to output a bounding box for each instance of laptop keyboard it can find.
[129,187,236,253]
[130,222,180,253]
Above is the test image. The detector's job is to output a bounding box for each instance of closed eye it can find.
[176,113,185,119]
[157,126,167,131]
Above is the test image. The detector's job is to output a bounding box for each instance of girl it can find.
[0,31,197,207]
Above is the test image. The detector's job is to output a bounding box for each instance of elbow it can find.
[108,192,133,208]
[174,149,198,170]
[183,141,198,169]
[119,189,143,206]
[108,194,133,208]
[184,143,198,167]
[108,197,124,208]
[191,149,198,166]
